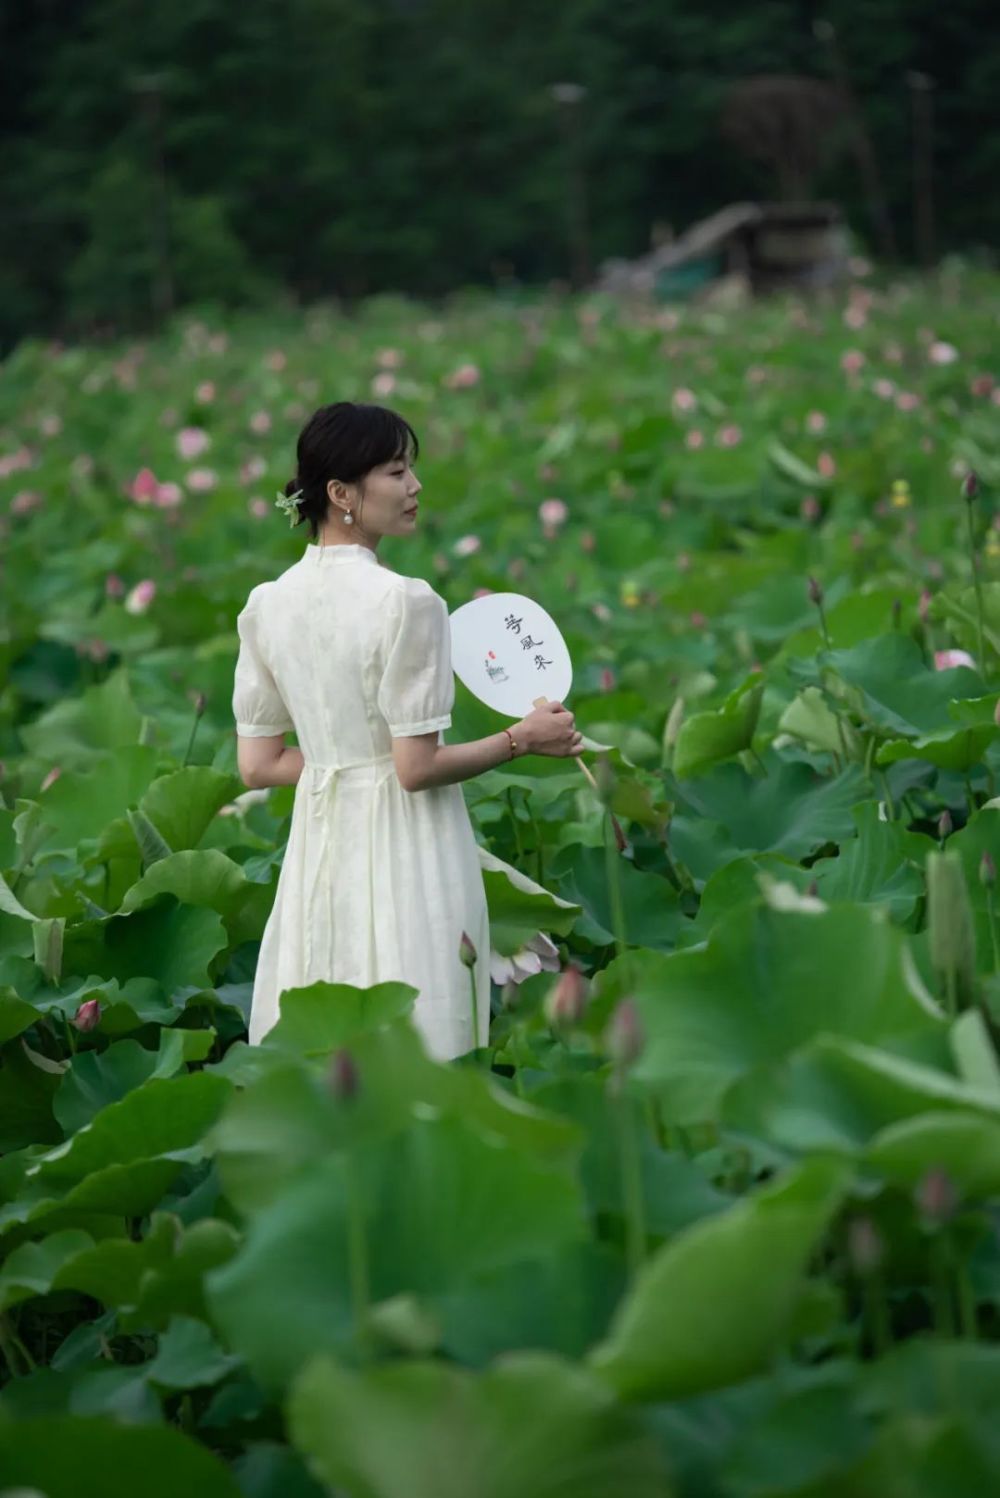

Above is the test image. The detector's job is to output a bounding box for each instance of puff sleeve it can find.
[232,588,295,737]
[377,579,454,737]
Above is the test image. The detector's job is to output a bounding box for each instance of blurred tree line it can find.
[2,0,997,349]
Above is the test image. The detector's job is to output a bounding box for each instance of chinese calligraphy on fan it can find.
[481,611,552,679]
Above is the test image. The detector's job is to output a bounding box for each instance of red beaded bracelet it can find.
[502,727,517,759]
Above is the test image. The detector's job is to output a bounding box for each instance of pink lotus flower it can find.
[473,586,494,599]
[125,579,156,614]
[154,481,184,508]
[249,497,270,518]
[195,381,216,403]
[0,446,33,477]
[491,930,561,986]
[895,391,920,412]
[129,467,159,504]
[970,374,994,397]
[872,378,896,400]
[376,347,403,369]
[928,341,959,365]
[40,766,62,792]
[453,534,481,557]
[672,387,697,413]
[371,372,397,398]
[249,410,272,435]
[934,649,976,671]
[690,610,707,629]
[176,427,210,460]
[241,455,267,483]
[592,602,612,622]
[11,490,42,514]
[71,998,102,1032]
[817,452,836,478]
[843,305,867,330]
[801,494,821,522]
[539,497,569,527]
[600,667,616,691]
[716,424,742,447]
[444,362,481,389]
[840,349,865,375]
[685,429,704,449]
[105,573,125,598]
[186,468,218,492]
[805,411,827,433]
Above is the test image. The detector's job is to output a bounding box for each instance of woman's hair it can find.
[284,402,420,541]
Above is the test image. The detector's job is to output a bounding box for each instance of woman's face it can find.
[327,452,421,538]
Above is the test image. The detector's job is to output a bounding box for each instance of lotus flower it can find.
[934,649,975,671]
[176,427,210,460]
[129,467,159,504]
[125,579,156,614]
[489,930,561,986]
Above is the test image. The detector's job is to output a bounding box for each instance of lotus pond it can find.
[1,265,1000,1495]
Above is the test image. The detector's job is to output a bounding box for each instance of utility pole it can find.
[907,71,936,270]
[814,19,898,262]
[128,72,175,324]
[550,82,592,290]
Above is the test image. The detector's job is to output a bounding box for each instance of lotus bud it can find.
[193,691,207,716]
[918,589,933,623]
[961,470,979,503]
[926,849,977,1010]
[937,809,953,840]
[915,1166,958,1227]
[328,1047,359,1101]
[458,930,477,968]
[806,879,819,897]
[995,697,1000,728]
[544,963,588,1030]
[847,1216,884,1276]
[807,575,823,606]
[71,998,101,1032]
[980,850,996,889]
[604,997,644,1069]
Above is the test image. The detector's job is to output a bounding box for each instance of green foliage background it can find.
[3,0,998,349]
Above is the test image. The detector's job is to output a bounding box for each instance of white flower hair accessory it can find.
[274,488,303,527]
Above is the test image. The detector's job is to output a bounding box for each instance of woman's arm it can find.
[392,729,519,792]
[237,733,304,788]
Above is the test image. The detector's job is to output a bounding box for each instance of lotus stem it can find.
[965,502,987,670]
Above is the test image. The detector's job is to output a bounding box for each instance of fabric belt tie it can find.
[301,753,395,980]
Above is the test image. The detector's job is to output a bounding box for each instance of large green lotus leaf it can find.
[24,745,162,858]
[0,1414,243,1497]
[0,1035,63,1150]
[722,1035,1000,1155]
[209,1018,581,1215]
[605,901,943,1125]
[433,1241,626,1366]
[865,1110,1000,1197]
[718,573,819,646]
[0,986,44,1044]
[258,980,419,1055]
[143,1314,242,1391]
[587,1158,849,1400]
[206,1117,587,1394]
[681,853,810,943]
[547,844,686,950]
[0,1361,161,1423]
[876,721,998,771]
[672,674,764,779]
[138,766,245,851]
[480,865,581,956]
[721,1372,871,1497]
[820,633,986,736]
[116,848,274,948]
[807,802,929,922]
[61,898,229,993]
[529,1074,729,1234]
[54,1028,208,1135]
[120,1217,241,1333]
[778,686,864,757]
[286,1350,672,1498]
[670,758,868,874]
[17,668,145,766]
[0,1072,232,1241]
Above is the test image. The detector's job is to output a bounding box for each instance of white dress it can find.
[231,540,492,1061]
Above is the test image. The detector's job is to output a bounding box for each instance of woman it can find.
[232,401,584,1061]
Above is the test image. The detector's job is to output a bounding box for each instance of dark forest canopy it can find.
[2,0,997,349]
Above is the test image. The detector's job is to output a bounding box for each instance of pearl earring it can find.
[343,510,354,526]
